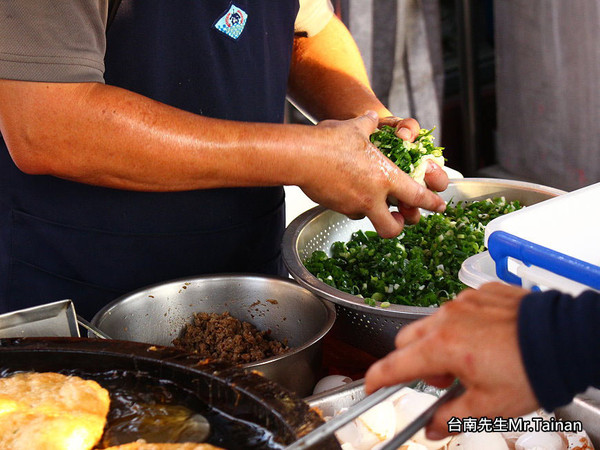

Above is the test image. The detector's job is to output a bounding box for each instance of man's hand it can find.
[378,115,448,224]
[378,115,420,142]
[299,111,448,238]
[364,282,539,439]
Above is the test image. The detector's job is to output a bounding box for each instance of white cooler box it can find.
[459,183,600,296]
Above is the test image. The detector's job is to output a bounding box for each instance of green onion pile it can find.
[304,198,522,308]
[370,125,444,175]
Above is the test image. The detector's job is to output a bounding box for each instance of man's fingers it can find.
[389,176,446,214]
[389,210,406,230]
[365,339,451,394]
[398,203,421,225]
[395,118,420,141]
[478,281,530,298]
[454,284,527,310]
[454,287,490,306]
[354,110,381,136]
[378,117,420,142]
[423,161,449,192]
[345,113,448,237]
[367,204,404,238]
[378,116,402,128]
[347,212,367,220]
[423,375,456,389]
[394,316,436,349]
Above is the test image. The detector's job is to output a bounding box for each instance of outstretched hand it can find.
[364,282,539,439]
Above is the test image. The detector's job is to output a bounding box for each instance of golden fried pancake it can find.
[106,440,223,450]
[0,372,110,450]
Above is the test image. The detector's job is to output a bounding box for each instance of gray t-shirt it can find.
[0,1,107,82]
[0,0,333,84]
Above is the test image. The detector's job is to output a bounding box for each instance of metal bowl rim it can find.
[91,273,337,368]
[282,178,566,318]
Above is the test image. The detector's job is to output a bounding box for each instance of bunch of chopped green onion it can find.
[304,197,522,307]
[370,125,444,174]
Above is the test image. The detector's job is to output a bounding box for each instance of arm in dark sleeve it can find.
[518,289,600,411]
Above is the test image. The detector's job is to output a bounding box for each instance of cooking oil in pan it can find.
[94,369,284,449]
[103,402,210,444]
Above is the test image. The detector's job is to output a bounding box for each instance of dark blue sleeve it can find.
[518,289,600,412]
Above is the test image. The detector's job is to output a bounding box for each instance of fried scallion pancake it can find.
[105,440,224,450]
[0,372,110,450]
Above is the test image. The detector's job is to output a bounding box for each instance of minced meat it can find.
[172,312,290,364]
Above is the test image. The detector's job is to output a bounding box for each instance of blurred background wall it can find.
[492,0,600,191]
[340,0,444,132]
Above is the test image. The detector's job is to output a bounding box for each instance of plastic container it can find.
[458,251,501,288]
[482,183,600,294]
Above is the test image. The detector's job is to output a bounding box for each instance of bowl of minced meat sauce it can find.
[91,274,336,397]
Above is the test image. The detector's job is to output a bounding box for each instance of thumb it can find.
[354,110,380,135]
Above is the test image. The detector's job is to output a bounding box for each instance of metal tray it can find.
[0,299,80,338]
[283,178,565,357]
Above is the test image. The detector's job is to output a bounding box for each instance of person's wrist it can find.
[284,124,328,189]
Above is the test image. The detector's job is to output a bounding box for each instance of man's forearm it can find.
[288,15,393,122]
[0,79,321,191]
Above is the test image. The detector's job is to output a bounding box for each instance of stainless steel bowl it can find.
[91,274,336,397]
[282,178,565,357]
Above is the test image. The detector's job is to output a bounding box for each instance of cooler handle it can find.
[487,231,600,290]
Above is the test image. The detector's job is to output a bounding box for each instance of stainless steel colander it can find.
[282,178,565,357]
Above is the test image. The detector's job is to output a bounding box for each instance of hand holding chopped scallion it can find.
[304,197,522,307]
[370,125,445,185]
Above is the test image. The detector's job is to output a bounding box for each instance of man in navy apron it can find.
[0,1,448,318]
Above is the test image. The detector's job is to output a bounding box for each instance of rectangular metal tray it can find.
[0,299,80,338]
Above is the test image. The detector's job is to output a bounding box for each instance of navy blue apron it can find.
[0,0,298,319]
